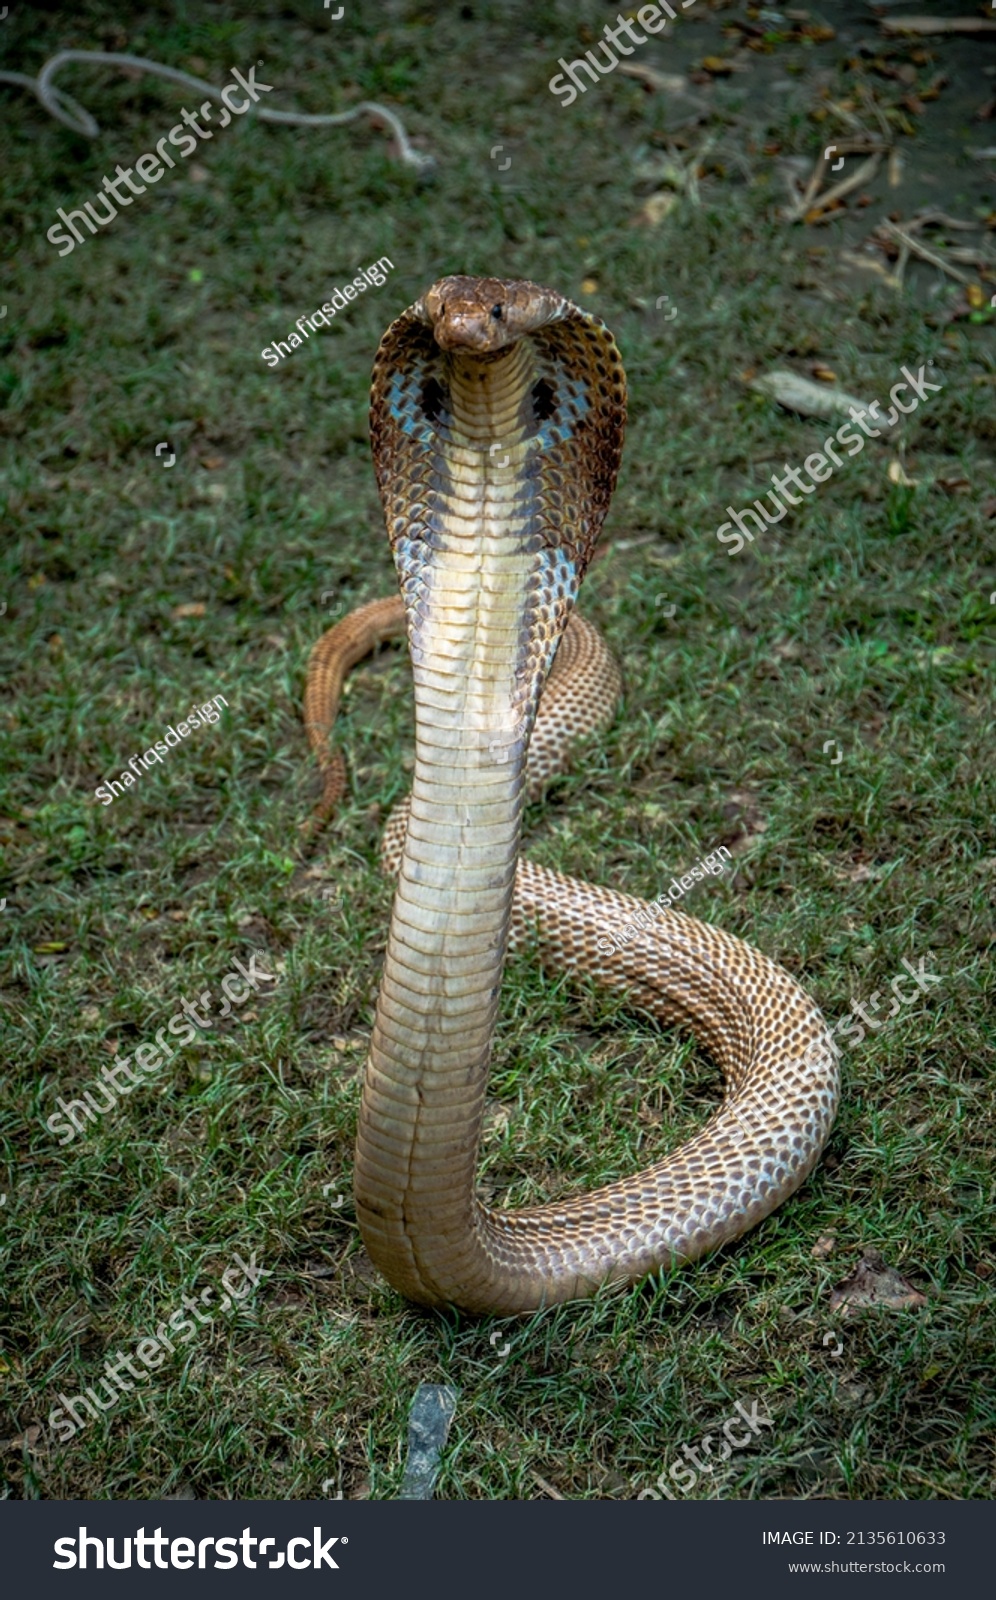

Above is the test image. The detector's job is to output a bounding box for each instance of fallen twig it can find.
[779,159,823,221]
[877,220,974,285]
[783,150,883,224]
[530,1471,566,1500]
[906,210,980,233]
[945,246,996,270]
[880,16,996,37]
[840,250,903,290]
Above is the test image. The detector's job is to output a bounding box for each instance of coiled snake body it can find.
[305,276,839,1316]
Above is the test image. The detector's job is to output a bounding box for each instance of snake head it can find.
[416,275,568,353]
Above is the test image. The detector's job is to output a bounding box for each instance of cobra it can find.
[304,275,839,1315]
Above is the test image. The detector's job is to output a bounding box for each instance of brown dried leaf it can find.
[171,602,207,619]
[830,860,878,885]
[634,192,678,228]
[618,63,690,94]
[830,1250,928,1317]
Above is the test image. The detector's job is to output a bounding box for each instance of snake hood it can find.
[370,274,627,583]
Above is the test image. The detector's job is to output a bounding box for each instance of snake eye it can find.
[491,304,503,321]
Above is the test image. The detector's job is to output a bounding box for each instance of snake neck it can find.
[355,343,579,1308]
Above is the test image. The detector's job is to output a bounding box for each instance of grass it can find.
[1,0,994,1501]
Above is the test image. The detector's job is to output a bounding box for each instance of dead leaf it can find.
[888,461,919,487]
[747,369,871,419]
[200,455,226,470]
[483,1103,512,1141]
[722,788,767,848]
[172,602,207,619]
[618,63,690,95]
[812,1234,837,1259]
[830,1250,928,1317]
[804,200,846,224]
[1,1423,46,1451]
[830,861,878,884]
[633,192,678,227]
